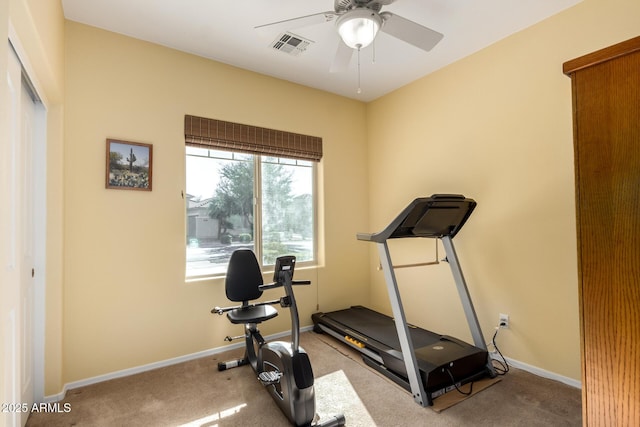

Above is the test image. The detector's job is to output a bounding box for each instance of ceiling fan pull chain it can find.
[373,39,376,64]
[372,23,377,64]
[357,47,362,94]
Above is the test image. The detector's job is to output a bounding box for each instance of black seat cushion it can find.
[227,304,278,324]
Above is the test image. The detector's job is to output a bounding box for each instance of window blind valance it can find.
[184,115,323,162]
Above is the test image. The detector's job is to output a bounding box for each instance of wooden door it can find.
[564,37,640,426]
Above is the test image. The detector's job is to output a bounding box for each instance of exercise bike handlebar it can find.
[212,276,310,314]
[259,280,311,291]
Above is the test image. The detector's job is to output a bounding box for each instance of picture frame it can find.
[106,139,153,191]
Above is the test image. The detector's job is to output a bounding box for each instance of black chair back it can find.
[225,249,263,302]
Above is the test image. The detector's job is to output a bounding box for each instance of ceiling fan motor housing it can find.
[335,0,390,13]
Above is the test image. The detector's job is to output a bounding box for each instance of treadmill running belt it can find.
[323,305,442,350]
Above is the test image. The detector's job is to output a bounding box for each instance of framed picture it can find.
[106,139,153,191]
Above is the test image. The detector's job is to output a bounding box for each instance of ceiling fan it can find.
[255,0,444,73]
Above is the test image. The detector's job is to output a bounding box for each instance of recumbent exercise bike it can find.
[212,250,345,427]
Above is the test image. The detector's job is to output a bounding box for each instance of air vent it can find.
[270,32,313,56]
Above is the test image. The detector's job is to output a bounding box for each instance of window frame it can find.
[185,147,318,280]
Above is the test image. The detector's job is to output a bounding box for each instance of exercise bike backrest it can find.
[225,248,264,303]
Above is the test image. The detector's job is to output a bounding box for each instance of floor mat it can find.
[431,375,501,412]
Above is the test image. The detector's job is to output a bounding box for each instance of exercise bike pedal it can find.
[258,370,282,386]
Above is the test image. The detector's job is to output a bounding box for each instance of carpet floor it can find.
[26,331,582,426]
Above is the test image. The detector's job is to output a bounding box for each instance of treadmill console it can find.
[357,194,476,242]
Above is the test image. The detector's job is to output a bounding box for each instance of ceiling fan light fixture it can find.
[336,9,382,49]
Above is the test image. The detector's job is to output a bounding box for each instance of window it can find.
[186,147,316,278]
[184,115,322,278]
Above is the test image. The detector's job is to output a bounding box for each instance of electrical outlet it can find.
[499,313,509,329]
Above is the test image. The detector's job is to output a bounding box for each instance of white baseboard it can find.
[45,327,311,403]
[491,353,582,389]
[45,327,580,402]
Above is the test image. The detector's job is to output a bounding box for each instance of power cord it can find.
[444,368,473,396]
[490,324,510,375]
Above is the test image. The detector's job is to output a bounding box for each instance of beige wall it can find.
[6,0,638,398]
[365,0,639,381]
[63,21,370,384]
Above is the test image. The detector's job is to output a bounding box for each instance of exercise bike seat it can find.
[227,305,278,324]
[225,249,278,325]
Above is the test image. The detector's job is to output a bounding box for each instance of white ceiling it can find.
[61,0,581,102]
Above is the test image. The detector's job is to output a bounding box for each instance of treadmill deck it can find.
[312,306,491,403]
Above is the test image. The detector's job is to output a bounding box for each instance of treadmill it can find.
[312,194,496,407]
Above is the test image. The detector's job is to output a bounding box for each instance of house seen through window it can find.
[186,146,316,278]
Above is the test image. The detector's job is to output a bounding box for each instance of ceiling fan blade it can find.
[379,12,443,52]
[255,12,337,36]
[330,41,354,73]
[369,0,397,6]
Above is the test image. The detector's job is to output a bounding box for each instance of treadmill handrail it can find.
[357,194,476,243]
